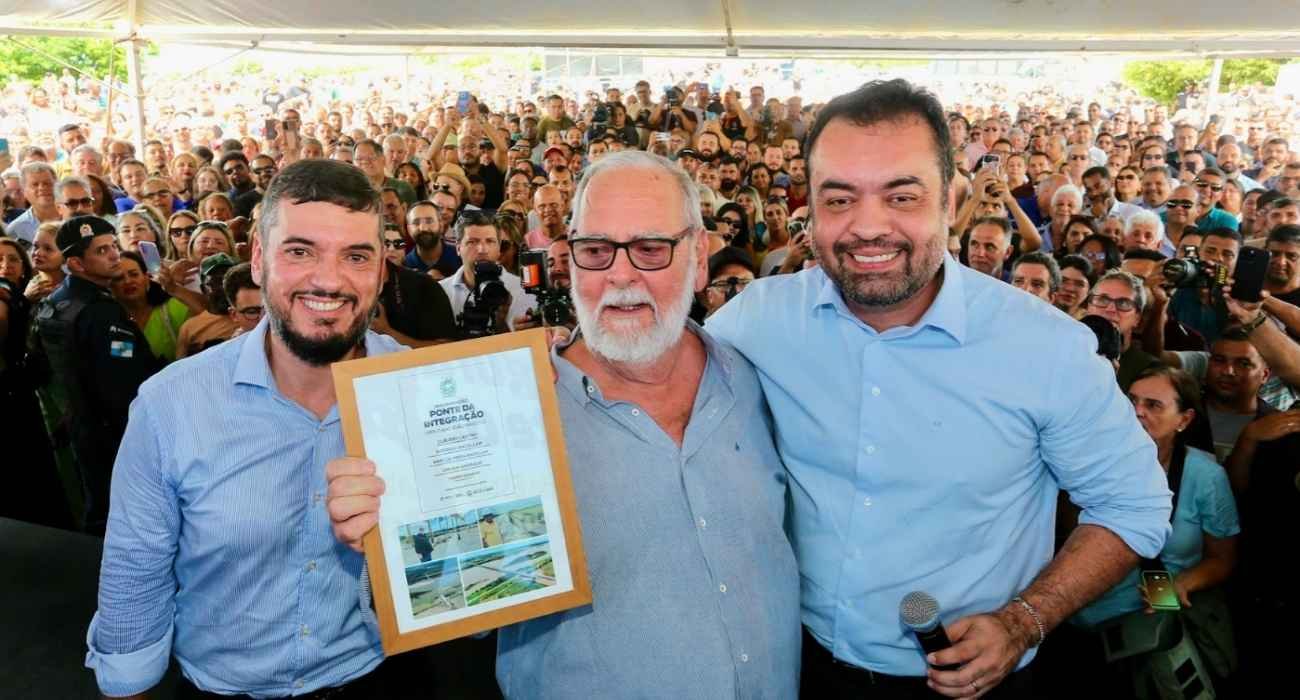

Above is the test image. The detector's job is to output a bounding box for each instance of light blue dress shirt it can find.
[85,317,402,698]
[1074,447,1239,628]
[495,323,801,699]
[707,253,1172,677]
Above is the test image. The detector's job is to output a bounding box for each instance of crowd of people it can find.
[1,62,1299,699]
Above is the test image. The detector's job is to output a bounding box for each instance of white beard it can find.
[572,254,697,366]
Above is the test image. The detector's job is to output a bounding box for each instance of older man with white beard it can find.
[325,150,800,699]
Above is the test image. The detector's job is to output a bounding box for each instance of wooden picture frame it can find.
[333,329,591,655]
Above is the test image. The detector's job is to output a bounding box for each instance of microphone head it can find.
[900,591,941,632]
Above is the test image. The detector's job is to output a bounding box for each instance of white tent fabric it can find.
[3,1,1300,55]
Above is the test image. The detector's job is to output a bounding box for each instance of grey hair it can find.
[1125,209,1165,242]
[70,144,103,164]
[1096,269,1149,315]
[55,175,92,201]
[571,150,703,235]
[19,161,56,188]
[1052,184,1083,210]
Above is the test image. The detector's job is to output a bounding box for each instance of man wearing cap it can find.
[429,98,508,209]
[31,215,162,534]
[699,247,757,318]
[675,148,702,177]
[175,253,240,359]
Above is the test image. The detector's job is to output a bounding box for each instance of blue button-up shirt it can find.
[707,253,1171,677]
[86,317,402,697]
[495,323,801,699]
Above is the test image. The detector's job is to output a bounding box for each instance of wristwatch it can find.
[1242,311,1269,334]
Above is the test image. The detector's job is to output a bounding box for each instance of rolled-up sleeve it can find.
[1039,333,1173,559]
[85,396,181,696]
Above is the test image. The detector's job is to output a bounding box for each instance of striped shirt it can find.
[86,316,402,698]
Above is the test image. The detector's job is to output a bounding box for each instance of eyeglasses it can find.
[1193,180,1223,192]
[431,183,454,194]
[61,197,95,208]
[383,239,406,249]
[1087,294,1137,312]
[708,276,752,290]
[235,305,264,320]
[1166,199,1196,209]
[570,230,691,271]
[766,195,787,204]
[1115,174,1137,181]
[170,225,198,237]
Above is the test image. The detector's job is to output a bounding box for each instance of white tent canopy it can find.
[4,1,1300,56]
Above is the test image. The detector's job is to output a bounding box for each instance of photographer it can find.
[647,86,698,135]
[438,210,531,336]
[586,102,638,148]
[1148,227,1242,345]
[515,237,576,331]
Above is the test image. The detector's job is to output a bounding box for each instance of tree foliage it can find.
[0,36,141,84]
[1122,58,1292,106]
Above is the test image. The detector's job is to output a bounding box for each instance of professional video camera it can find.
[1161,249,1229,292]
[459,261,511,338]
[591,103,611,130]
[519,249,573,327]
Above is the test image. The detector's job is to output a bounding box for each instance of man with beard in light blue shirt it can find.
[708,80,1172,699]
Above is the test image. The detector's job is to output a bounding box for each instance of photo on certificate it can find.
[333,330,591,655]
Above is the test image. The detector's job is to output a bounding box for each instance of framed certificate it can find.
[333,329,591,655]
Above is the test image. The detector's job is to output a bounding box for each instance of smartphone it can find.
[138,241,163,275]
[1141,570,1181,612]
[1231,247,1271,303]
[264,118,277,141]
[979,153,1001,170]
[456,91,472,116]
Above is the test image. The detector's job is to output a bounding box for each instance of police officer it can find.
[32,216,160,535]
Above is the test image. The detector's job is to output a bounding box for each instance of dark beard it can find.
[415,231,439,249]
[267,290,373,366]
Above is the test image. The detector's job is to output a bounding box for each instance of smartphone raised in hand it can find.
[138,241,163,275]
[1230,247,1271,303]
[457,91,472,116]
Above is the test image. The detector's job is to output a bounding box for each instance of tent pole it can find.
[126,34,146,155]
[1206,58,1224,126]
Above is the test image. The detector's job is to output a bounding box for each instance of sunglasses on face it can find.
[1194,180,1223,192]
[170,225,198,237]
[1166,199,1196,209]
[62,197,95,208]
[383,239,405,249]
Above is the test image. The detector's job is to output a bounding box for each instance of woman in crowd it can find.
[1218,179,1245,221]
[170,151,201,210]
[494,209,525,276]
[714,201,754,254]
[110,251,202,363]
[747,163,773,201]
[734,187,765,248]
[1240,189,1265,239]
[1037,184,1083,252]
[195,192,235,222]
[166,210,200,261]
[85,173,119,224]
[23,222,66,304]
[0,238,71,528]
[117,207,173,258]
[1057,215,1099,259]
[396,162,429,201]
[757,199,791,277]
[1073,366,1237,694]
[187,220,237,263]
[1079,233,1122,278]
[1114,165,1142,203]
[192,165,228,200]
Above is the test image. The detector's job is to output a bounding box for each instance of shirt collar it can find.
[552,318,734,406]
[232,314,392,389]
[808,252,967,345]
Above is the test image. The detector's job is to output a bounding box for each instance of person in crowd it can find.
[29,216,161,534]
[0,236,74,529]
[1037,183,1082,253]
[524,184,568,250]
[166,210,200,261]
[109,251,202,362]
[1121,209,1166,254]
[174,253,239,359]
[24,221,66,303]
[402,199,461,279]
[186,220,237,264]
[1158,227,1242,343]
[1061,366,1237,696]
[757,198,792,276]
[113,158,149,213]
[1139,165,1172,211]
[1055,214,1098,258]
[1113,165,1142,203]
[438,210,531,334]
[170,151,201,208]
[116,207,171,259]
[966,216,1016,280]
[395,162,428,201]
[707,79,1170,699]
[698,246,758,318]
[192,165,228,201]
[1162,183,1201,252]
[1054,253,1094,318]
[375,231,458,348]
[195,191,236,222]
[88,160,417,698]
[7,162,59,247]
[220,262,263,336]
[1189,168,1240,232]
[1010,250,1060,303]
[328,150,801,697]
[1085,270,1162,390]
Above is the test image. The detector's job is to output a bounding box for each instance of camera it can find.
[592,104,611,129]
[787,219,806,238]
[1161,251,1229,291]
[519,249,573,327]
[665,86,682,109]
[459,261,511,338]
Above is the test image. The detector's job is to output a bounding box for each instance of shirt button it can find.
[586,385,594,394]
[312,492,323,505]
[301,625,311,637]
[871,386,881,396]
[740,653,750,663]
[719,583,728,594]
[306,560,317,571]
[865,445,876,455]
[631,408,640,416]
[863,497,873,508]
[697,517,707,529]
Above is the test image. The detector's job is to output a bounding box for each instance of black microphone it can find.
[900,591,960,671]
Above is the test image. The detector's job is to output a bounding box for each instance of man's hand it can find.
[493,291,513,332]
[325,457,386,553]
[1242,410,1300,443]
[1221,283,1267,325]
[512,310,542,331]
[927,608,1033,698]
[23,276,55,302]
[1145,270,1170,308]
[166,259,199,287]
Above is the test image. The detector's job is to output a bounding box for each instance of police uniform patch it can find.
[109,339,135,358]
[81,223,94,238]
